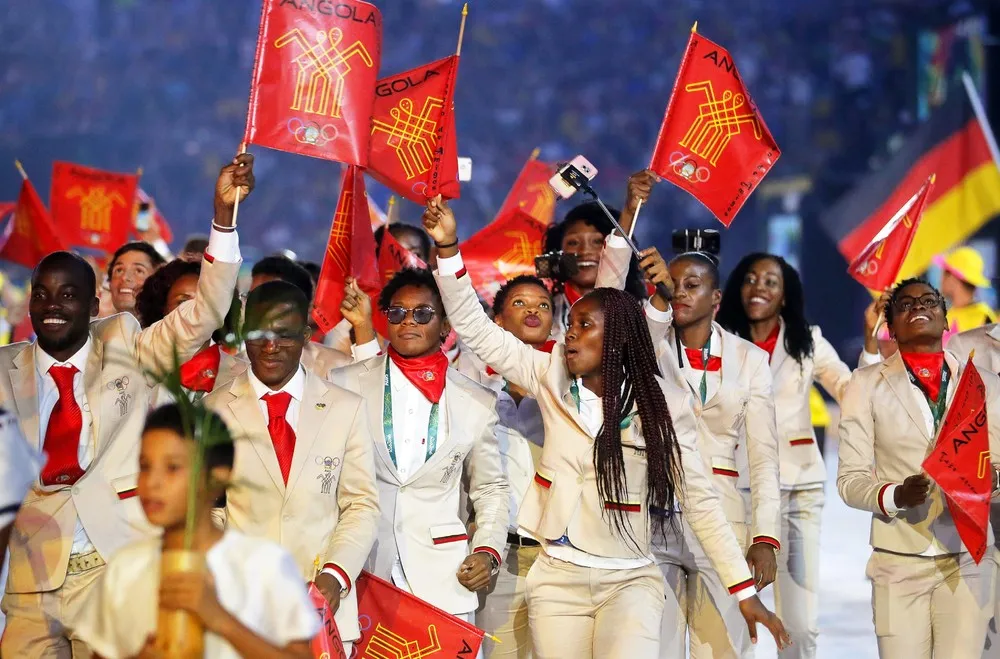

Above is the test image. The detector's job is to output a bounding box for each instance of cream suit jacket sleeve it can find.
[134,256,240,379]
[434,263,550,396]
[462,394,509,559]
[324,394,381,583]
[811,327,852,403]
[670,385,755,590]
[837,366,892,515]
[744,350,782,543]
[595,234,632,291]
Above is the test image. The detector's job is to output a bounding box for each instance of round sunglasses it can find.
[384,305,437,325]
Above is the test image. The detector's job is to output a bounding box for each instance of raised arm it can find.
[424,198,550,394]
[137,154,254,376]
[811,326,853,403]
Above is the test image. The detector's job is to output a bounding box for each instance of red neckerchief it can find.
[486,340,556,376]
[900,351,946,400]
[753,324,781,362]
[179,344,222,393]
[387,345,449,403]
[563,284,584,306]
[685,347,722,372]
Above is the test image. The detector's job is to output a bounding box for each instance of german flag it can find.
[822,76,1000,281]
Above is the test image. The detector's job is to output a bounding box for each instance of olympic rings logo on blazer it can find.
[107,376,133,417]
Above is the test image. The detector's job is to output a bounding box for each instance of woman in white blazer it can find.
[423,197,788,659]
[716,253,854,659]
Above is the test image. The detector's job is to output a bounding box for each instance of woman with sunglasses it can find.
[423,197,788,659]
[838,278,1000,658]
[327,267,510,641]
[715,253,855,659]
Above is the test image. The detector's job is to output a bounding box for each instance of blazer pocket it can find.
[711,456,740,479]
[429,522,470,546]
[111,474,139,500]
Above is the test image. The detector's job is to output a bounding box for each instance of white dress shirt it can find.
[677,325,724,405]
[385,359,451,590]
[36,338,96,556]
[247,365,306,432]
[205,226,242,264]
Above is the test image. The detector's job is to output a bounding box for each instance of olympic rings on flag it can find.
[411,181,428,196]
[287,118,339,146]
[857,260,878,276]
[668,151,710,183]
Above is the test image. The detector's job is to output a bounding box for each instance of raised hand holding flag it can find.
[649,23,779,226]
[848,174,936,291]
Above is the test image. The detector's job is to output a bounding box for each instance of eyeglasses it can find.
[893,294,942,313]
[385,305,436,325]
[244,329,303,348]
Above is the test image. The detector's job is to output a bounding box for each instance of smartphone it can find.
[135,202,152,232]
[548,155,598,200]
[671,228,721,256]
[457,157,473,182]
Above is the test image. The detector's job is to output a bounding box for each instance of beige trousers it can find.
[774,488,824,659]
[1,564,104,659]
[477,543,540,659]
[656,517,751,659]
[984,506,1000,658]
[866,549,996,658]
[524,552,664,659]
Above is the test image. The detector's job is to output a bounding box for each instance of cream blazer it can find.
[837,350,1000,554]
[948,324,1000,374]
[327,354,509,615]
[598,237,782,546]
[0,257,239,593]
[202,370,379,641]
[769,323,852,487]
[434,267,756,591]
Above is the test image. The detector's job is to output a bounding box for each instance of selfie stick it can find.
[559,165,672,300]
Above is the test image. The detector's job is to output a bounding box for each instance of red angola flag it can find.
[650,27,779,226]
[307,583,345,659]
[354,571,486,657]
[312,165,380,334]
[462,209,546,304]
[368,55,461,204]
[50,162,139,253]
[495,152,558,225]
[244,0,382,166]
[847,174,935,291]
[1,179,66,269]
[922,354,991,563]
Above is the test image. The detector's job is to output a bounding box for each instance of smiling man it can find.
[838,277,1000,658]
[0,152,251,658]
[203,280,379,658]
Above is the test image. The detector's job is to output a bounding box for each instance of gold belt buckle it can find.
[67,550,105,575]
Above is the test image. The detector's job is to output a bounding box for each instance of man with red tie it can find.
[203,280,379,656]
[0,154,251,658]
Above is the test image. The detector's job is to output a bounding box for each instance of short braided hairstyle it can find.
[884,277,947,329]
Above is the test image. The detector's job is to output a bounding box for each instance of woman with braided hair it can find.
[423,196,787,659]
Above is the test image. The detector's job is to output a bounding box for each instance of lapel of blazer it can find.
[551,350,592,437]
[944,350,962,408]
[664,324,702,412]
[881,352,931,440]
[285,373,332,495]
[361,355,402,485]
[226,373,286,493]
[86,335,109,455]
[704,324,742,412]
[769,321,789,376]
[10,344,40,450]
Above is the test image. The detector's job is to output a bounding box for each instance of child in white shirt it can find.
[74,403,319,659]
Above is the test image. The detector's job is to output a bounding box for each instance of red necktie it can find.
[264,392,295,485]
[685,348,722,372]
[41,365,85,486]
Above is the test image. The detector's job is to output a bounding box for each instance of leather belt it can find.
[67,550,105,575]
[507,532,540,548]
